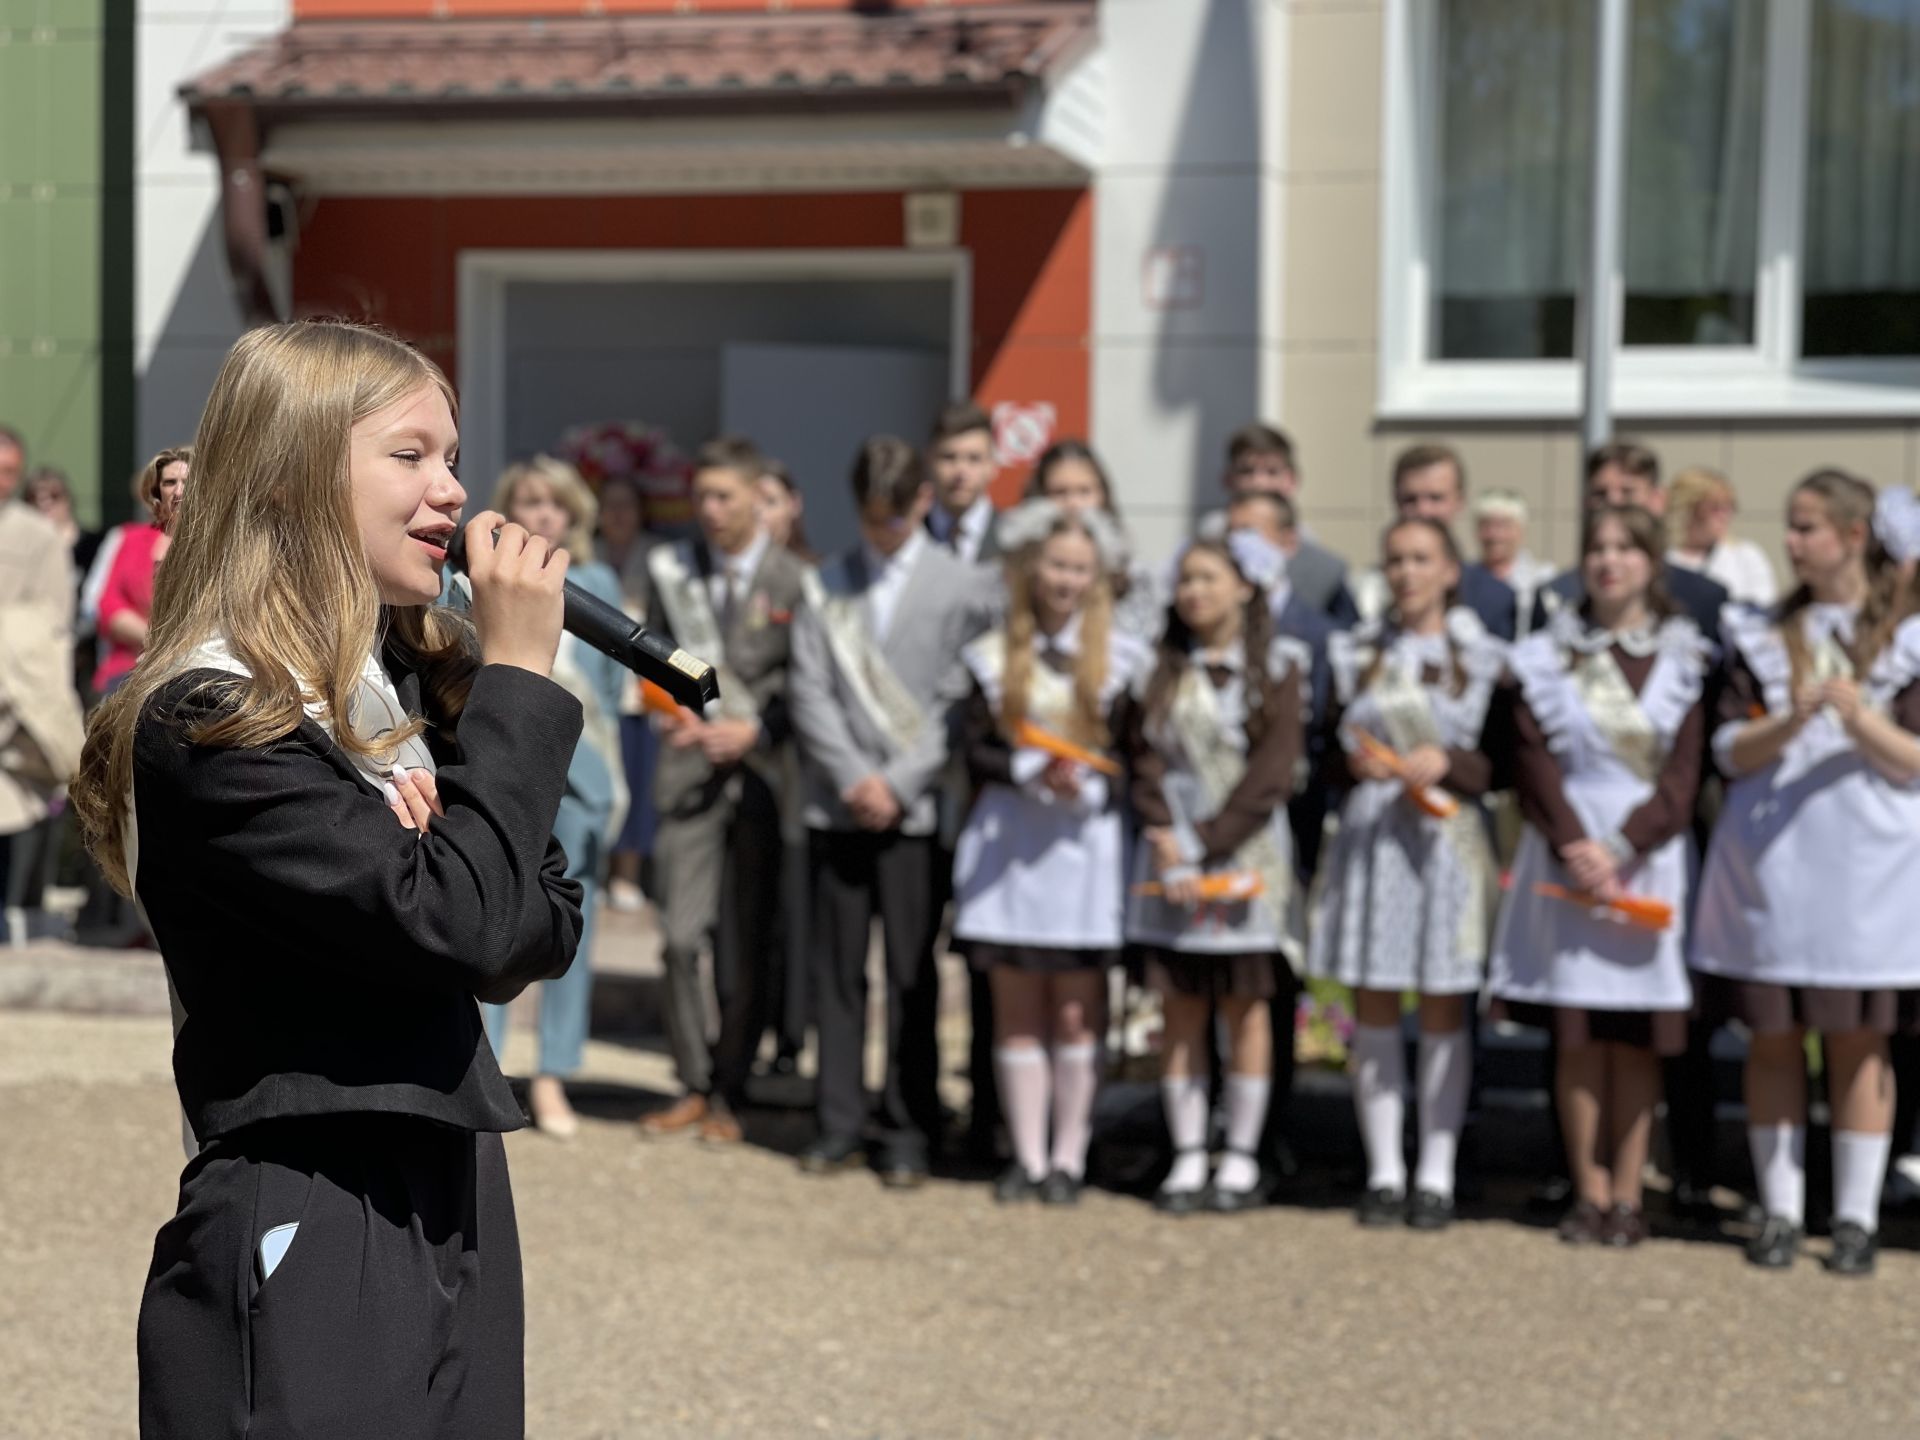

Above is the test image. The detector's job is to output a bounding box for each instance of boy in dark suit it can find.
[789,437,993,1186]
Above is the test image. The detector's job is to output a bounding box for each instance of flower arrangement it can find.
[556,421,695,532]
[1296,979,1356,1069]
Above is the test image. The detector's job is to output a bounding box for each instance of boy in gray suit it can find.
[640,438,811,1144]
[789,435,993,1185]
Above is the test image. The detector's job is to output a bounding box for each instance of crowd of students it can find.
[488,407,1920,1279]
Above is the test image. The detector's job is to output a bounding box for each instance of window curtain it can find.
[1804,0,1920,356]
[1434,0,1764,358]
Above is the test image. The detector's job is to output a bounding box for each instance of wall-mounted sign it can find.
[991,401,1057,467]
[1142,245,1205,310]
[906,192,960,249]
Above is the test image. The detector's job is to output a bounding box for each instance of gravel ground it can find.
[6,1010,1920,1440]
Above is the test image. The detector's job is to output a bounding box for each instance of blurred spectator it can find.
[1471,489,1557,636]
[0,424,84,943]
[1220,423,1358,626]
[24,465,106,581]
[1352,444,1517,640]
[468,456,628,1138]
[1023,438,1162,640]
[1667,465,1778,608]
[0,424,21,505]
[594,472,659,914]
[1533,442,1729,640]
[89,446,190,699]
[758,459,816,563]
[23,466,106,695]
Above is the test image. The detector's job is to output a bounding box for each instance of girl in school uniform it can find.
[1125,535,1306,1215]
[1307,518,1505,1231]
[73,320,584,1437]
[1692,469,1920,1277]
[1486,506,1712,1247]
[951,500,1151,1205]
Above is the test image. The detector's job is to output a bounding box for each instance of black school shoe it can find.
[993,1165,1042,1204]
[1824,1221,1879,1277]
[1745,1217,1803,1270]
[1406,1189,1454,1232]
[1356,1186,1407,1228]
[797,1133,866,1176]
[1040,1170,1084,1207]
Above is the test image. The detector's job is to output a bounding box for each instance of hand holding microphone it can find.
[445,517,720,709]
[459,512,568,679]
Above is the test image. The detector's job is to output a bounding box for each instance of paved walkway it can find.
[6,1010,1920,1439]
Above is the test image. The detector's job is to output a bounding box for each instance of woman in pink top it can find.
[92,446,189,697]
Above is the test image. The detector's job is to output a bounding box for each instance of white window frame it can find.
[1377,0,1920,421]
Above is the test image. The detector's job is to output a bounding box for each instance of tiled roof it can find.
[181,4,1093,115]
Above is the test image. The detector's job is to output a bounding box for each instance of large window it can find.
[1382,0,1920,417]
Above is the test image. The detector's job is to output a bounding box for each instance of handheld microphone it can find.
[443,528,720,711]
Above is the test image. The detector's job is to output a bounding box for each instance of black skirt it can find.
[1495,1000,1688,1057]
[962,940,1119,976]
[1141,946,1282,1002]
[1693,974,1920,1038]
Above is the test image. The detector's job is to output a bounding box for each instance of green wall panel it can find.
[0,1,126,528]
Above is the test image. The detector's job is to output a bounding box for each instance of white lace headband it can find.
[993,498,1130,572]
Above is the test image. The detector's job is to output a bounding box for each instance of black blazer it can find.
[1458,563,1519,642]
[132,656,585,1144]
[1532,562,1728,646]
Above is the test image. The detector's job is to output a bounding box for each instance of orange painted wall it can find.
[294,1,1020,19]
[291,188,1090,501]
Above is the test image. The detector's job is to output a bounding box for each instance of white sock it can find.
[1160,1076,1211,1192]
[995,1047,1051,1182]
[1049,1042,1100,1180]
[1214,1074,1271,1193]
[1414,1030,1470,1201]
[1832,1129,1892,1235]
[1747,1121,1807,1227]
[1351,1024,1408,1194]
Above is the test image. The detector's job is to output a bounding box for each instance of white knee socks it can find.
[1414,1030,1470,1201]
[1748,1120,1807,1227]
[1050,1042,1100,1180]
[1160,1076,1211,1192]
[995,1047,1051,1182]
[1352,1024,1408,1194]
[1832,1129,1892,1234]
[1214,1075,1271,1193]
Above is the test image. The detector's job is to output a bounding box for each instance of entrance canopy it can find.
[180,4,1098,319]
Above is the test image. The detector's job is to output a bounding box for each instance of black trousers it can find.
[139,1114,523,1440]
[809,829,943,1157]
[709,771,785,1105]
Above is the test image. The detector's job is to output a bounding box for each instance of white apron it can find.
[1489,613,1708,1012]
[1692,606,1920,988]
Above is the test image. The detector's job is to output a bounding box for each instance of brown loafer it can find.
[638,1093,708,1137]
[698,1108,745,1144]
[1557,1199,1607,1245]
[1603,1204,1648,1248]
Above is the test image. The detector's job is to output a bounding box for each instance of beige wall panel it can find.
[1280,176,1379,347]
[1283,350,1380,518]
[1725,428,1910,525]
[1286,5,1384,179]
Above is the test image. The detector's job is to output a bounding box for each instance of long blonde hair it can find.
[1000,513,1115,749]
[1778,468,1905,689]
[494,455,597,561]
[73,319,478,895]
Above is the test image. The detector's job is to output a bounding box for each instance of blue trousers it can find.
[484,809,601,1078]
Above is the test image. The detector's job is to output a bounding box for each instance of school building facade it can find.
[121,0,1920,565]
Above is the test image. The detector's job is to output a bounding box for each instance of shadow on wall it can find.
[136,212,249,504]
[1147,0,1262,526]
